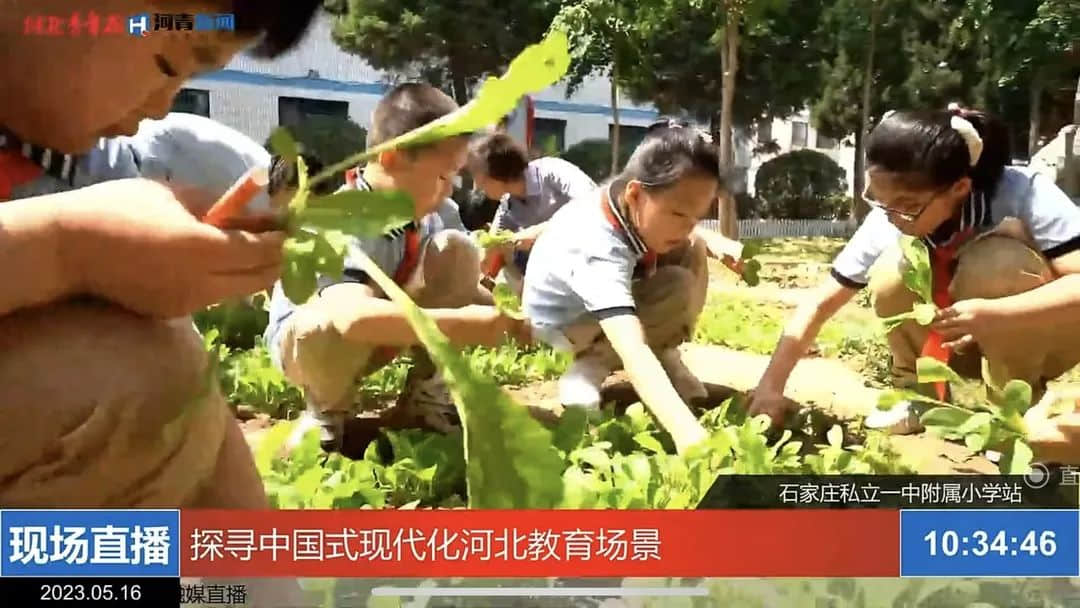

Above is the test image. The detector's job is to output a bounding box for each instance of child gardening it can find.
[751,107,1080,435]
[468,132,597,293]
[266,83,532,454]
[523,124,718,455]
[0,0,321,509]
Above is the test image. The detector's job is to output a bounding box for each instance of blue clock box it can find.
[900,509,1079,577]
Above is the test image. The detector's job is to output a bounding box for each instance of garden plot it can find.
[218,234,1079,512]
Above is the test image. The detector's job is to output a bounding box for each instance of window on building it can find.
[791,121,808,148]
[816,133,838,149]
[278,97,349,129]
[609,124,649,151]
[533,118,567,155]
[171,88,210,117]
[757,119,773,143]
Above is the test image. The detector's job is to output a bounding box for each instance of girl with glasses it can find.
[751,106,1080,436]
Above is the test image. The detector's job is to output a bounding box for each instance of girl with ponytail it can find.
[751,105,1080,437]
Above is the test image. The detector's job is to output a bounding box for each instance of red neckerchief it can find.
[601,193,657,277]
[924,227,976,400]
[0,148,45,201]
[347,165,422,365]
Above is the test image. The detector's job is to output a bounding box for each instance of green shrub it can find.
[560,138,637,182]
[755,149,848,219]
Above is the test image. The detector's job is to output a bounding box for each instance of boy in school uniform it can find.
[266,83,531,454]
[0,0,321,510]
[468,132,597,293]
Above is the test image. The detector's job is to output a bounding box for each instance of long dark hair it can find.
[866,108,1010,198]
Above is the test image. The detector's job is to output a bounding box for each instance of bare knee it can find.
[426,230,482,278]
[951,236,1052,300]
[0,300,224,504]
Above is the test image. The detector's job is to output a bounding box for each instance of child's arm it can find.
[0,179,284,319]
[599,314,708,454]
[751,277,857,423]
[692,225,743,260]
[0,197,68,317]
[314,282,529,347]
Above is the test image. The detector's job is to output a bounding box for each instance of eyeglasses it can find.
[862,185,949,222]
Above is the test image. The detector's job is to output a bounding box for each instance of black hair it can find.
[866,108,1011,197]
[616,124,723,194]
[232,0,324,58]
[268,153,332,196]
[367,83,461,149]
[467,133,530,181]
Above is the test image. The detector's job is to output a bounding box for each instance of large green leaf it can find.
[353,249,565,508]
[998,439,1033,475]
[899,236,933,303]
[296,190,414,237]
[921,406,974,429]
[1000,380,1034,417]
[917,357,963,384]
[310,31,571,186]
[269,127,299,162]
[877,388,951,411]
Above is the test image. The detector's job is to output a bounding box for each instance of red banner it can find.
[181,510,899,578]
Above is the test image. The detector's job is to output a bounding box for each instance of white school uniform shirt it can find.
[6,114,270,202]
[264,173,443,367]
[123,112,274,212]
[490,156,597,233]
[523,188,653,349]
[831,167,1080,289]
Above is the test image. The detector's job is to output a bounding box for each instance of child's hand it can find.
[747,388,797,427]
[59,179,285,318]
[721,254,744,276]
[1026,399,1080,464]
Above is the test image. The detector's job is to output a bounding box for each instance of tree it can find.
[551,0,637,174]
[707,0,789,171]
[614,0,823,233]
[812,0,970,222]
[619,0,825,130]
[325,0,560,104]
[560,138,637,182]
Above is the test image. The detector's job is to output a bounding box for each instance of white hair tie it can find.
[950,115,983,167]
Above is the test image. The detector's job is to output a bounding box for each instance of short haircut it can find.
[268,153,332,196]
[367,83,461,150]
[232,0,324,58]
[467,133,530,181]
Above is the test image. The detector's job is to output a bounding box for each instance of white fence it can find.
[699,219,856,239]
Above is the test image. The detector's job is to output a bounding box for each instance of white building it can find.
[178,13,854,194]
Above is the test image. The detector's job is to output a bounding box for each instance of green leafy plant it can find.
[204,329,305,418]
[472,229,516,250]
[271,31,572,305]
[491,283,524,319]
[877,357,1037,474]
[880,236,937,332]
[739,241,763,287]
